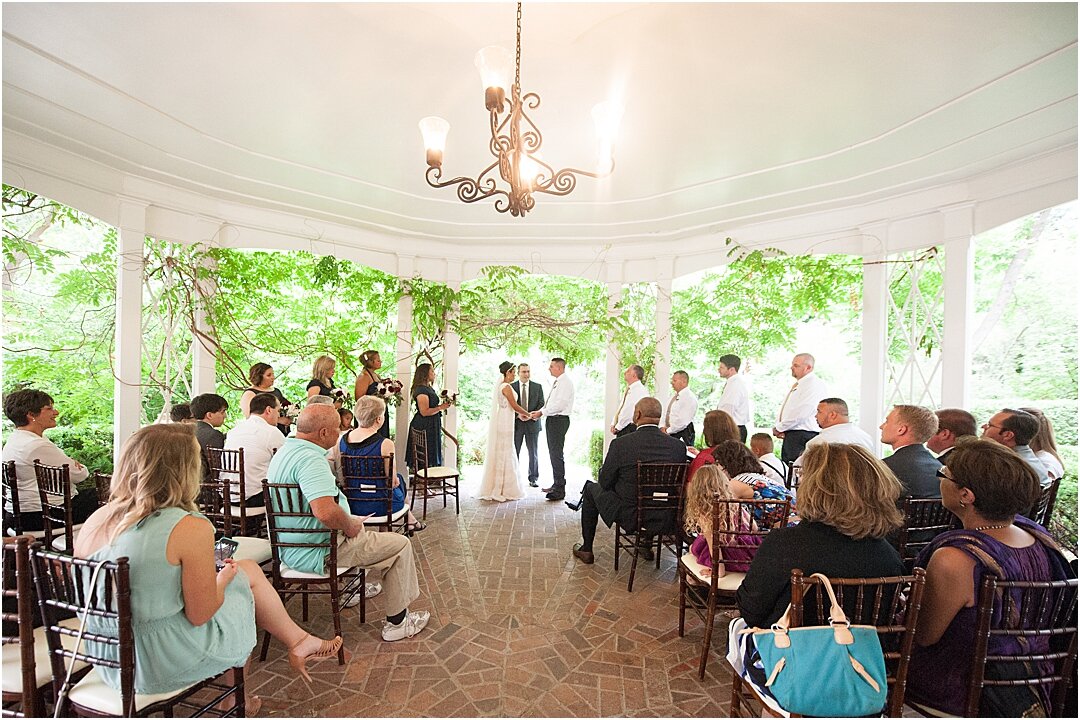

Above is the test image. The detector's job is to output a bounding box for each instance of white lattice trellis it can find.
[885,247,945,408]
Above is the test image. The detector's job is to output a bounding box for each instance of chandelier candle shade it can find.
[419,2,623,217]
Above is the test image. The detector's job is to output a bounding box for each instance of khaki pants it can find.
[335,529,419,616]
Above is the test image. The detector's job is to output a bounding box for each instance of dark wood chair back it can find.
[2,536,43,718]
[896,497,955,570]
[963,575,1078,717]
[409,427,430,472]
[340,454,401,533]
[207,447,262,536]
[1027,476,1062,528]
[634,461,688,536]
[197,467,232,539]
[789,568,927,718]
[263,480,342,579]
[32,461,74,553]
[708,497,790,584]
[92,472,112,507]
[2,461,24,536]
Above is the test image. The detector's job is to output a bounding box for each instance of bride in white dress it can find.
[477,361,530,502]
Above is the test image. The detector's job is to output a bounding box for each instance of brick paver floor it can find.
[248,465,734,717]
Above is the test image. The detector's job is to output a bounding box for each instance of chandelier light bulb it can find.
[418,116,450,168]
[475,46,513,110]
[592,101,624,144]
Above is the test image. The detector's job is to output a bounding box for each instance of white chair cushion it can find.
[67,667,191,714]
[363,505,409,525]
[415,466,458,479]
[2,618,88,692]
[279,564,356,580]
[5,527,48,539]
[227,505,266,517]
[47,524,86,552]
[680,552,745,591]
[232,536,271,565]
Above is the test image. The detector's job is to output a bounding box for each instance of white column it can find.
[654,260,674,414]
[442,260,463,470]
[858,227,889,449]
[940,206,976,409]
[191,252,217,397]
[113,201,146,465]
[603,262,624,456]
[394,257,415,471]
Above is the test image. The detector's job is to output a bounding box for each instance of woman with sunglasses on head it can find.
[906,439,1074,717]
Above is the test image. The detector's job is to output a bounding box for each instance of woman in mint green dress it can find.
[74,424,343,710]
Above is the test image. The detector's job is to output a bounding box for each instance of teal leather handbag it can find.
[749,573,888,717]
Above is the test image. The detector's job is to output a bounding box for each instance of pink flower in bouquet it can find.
[375,378,405,407]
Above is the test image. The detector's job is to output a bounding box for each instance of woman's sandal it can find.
[288,634,344,684]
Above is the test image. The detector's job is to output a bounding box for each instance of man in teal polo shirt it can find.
[267,404,429,642]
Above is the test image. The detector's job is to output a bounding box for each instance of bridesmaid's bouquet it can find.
[330,387,350,408]
[440,390,459,406]
[375,378,405,407]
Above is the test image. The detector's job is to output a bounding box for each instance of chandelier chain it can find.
[515,2,522,91]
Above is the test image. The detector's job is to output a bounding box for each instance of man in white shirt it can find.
[772,353,829,463]
[804,398,876,454]
[661,371,698,446]
[2,388,95,531]
[223,392,285,507]
[750,433,788,486]
[716,354,751,442]
[610,365,648,438]
[532,357,575,501]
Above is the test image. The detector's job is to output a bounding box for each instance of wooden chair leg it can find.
[627,535,642,592]
[613,525,621,571]
[329,583,345,665]
[678,569,687,637]
[358,569,366,624]
[302,591,309,622]
[730,671,743,717]
[259,628,272,661]
[698,593,718,679]
[654,535,662,569]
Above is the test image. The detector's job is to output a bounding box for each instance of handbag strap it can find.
[809,572,855,644]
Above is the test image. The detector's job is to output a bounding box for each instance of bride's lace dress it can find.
[477,381,524,502]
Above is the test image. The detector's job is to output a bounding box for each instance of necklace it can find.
[971,523,1010,532]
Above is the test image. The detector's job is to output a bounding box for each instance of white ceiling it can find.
[3,2,1077,250]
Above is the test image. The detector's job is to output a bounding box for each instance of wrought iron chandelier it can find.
[419,2,622,217]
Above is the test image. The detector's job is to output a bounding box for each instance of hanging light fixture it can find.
[419,2,622,217]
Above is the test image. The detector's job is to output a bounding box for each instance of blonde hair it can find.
[684,463,740,535]
[311,355,336,384]
[354,395,386,428]
[102,424,202,542]
[796,443,903,540]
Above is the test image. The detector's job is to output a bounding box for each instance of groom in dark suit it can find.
[571,397,688,564]
[511,363,545,487]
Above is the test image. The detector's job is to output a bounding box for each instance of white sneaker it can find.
[381,610,430,642]
[341,582,380,609]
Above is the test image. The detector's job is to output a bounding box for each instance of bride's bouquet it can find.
[440,389,459,406]
[374,378,405,407]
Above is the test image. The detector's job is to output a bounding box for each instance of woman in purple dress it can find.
[908,439,1074,717]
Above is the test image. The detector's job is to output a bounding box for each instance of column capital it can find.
[396,254,416,278]
[939,203,976,241]
[116,198,149,234]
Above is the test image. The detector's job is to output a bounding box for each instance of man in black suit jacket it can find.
[191,393,228,478]
[571,397,688,564]
[880,404,942,500]
[511,364,545,487]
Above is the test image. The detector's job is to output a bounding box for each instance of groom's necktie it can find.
[522,383,528,409]
[665,392,679,426]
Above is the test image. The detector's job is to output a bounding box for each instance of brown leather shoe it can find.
[572,544,594,564]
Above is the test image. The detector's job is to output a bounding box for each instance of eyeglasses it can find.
[936,465,957,482]
[982,422,1006,431]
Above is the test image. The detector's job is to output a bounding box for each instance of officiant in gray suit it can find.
[512,363,545,487]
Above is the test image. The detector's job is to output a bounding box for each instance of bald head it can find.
[633,397,663,425]
[296,404,341,448]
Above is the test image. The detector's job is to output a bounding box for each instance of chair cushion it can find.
[680,552,745,591]
[363,506,410,525]
[279,564,356,580]
[5,527,48,539]
[67,667,192,714]
[415,467,458,479]
[2,619,89,692]
[47,524,86,552]
[232,536,271,565]
[227,505,267,517]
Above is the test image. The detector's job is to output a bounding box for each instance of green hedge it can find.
[589,430,604,477]
[969,400,1077,446]
[48,425,114,478]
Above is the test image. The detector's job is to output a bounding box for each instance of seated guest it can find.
[240,363,294,436]
[686,409,741,481]
[191,393,228,477]
[268,404,429,641]
[571,398,687,564]
[170,403,194,423]
[1020,406,1065,481]
[749,433,787,486]
[927,408,977,464]
[328,396,425,535]
[684,464,761,575]
[2,389,97,530]
[981,408,1051,489]
[729,443,905,710]
[338,408,356,433]
[879,404,942,499]
[222,392,285,508]
[801,397,875,455]
[711,440,795,529]
[907,440,1074,716]
[74,424,343,710]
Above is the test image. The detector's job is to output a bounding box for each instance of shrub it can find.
[47,424,114,478]
[589,430,604,477]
